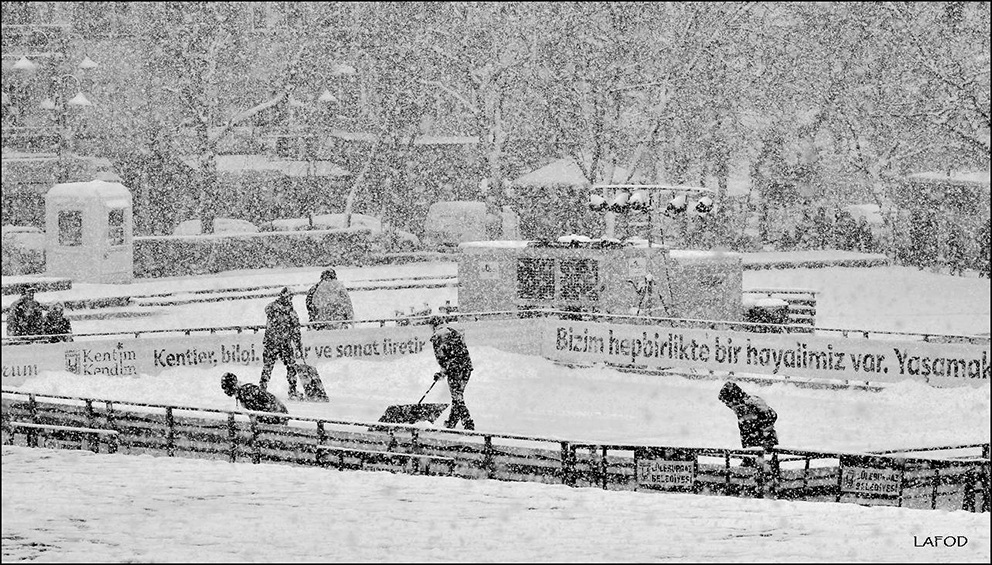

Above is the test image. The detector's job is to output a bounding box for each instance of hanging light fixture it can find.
[318,89,337,103]
[78,55,99,70]
[67,92,92,106]
[40,97,57,110]
[13,56,38,71]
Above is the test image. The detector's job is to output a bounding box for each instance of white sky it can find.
[2,258,991,562]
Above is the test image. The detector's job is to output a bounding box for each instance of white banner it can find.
[1,326,437,386]
[544,320,990,386]
[3,318,988,388]
[1,319,543,386]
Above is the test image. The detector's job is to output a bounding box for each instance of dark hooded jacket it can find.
[306,270,354,329]
[233,382,289,425]
[43,306,73,342]
[430,324,473,379]
[8,293,44,338]
[264,295,302,350]
[719,382,779,449]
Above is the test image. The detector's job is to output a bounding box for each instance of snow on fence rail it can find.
[2,390,988,513]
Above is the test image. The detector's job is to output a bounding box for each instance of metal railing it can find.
[2,389,988,513]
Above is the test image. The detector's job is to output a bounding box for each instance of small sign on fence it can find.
[840,455,903,497]
[635,447,696,491]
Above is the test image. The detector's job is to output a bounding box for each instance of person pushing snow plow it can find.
[221,372,290,425]
[719,381,778,465]
[428,315,475,431]
[260,287,305,399]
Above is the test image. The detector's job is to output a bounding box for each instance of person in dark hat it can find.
[221,372,289,425]
[260,287,304,399]
[7,286,45,342]
[305,267,354,330]
[428,315,475,430]
[719,381,779,451]
[42,302,73,343]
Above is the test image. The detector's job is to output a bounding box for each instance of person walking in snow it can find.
[305,267,354,330]
[260,287,304,399]
[719,381,779,452]
[221,372,289,425]
[428,315,475,431]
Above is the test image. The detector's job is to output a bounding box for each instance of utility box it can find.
[45,180,134,283]
[457,240,742,321]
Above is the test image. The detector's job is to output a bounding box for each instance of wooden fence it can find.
[2,390,987,513]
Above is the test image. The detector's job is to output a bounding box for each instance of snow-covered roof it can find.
[904,170,990,187]
[513,158,646,187]
[45,180,131,202]
[325,130,479,145]
[180,154,349,177]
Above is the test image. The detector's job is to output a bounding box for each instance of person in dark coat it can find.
[260,287,304,399]
[719,381,779,450]
[428,315,475,430]
[978,219,991,278]
[42,302,73,343]
[305,268,354,330]
[945,226,968,276]
[221,372,289,425]
[7,286,45,342]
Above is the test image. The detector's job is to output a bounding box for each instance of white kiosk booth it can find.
[45,180,134,283]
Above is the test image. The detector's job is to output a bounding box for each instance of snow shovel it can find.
[377,377,449,425]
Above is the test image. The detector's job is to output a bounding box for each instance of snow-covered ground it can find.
[2,258,990,562]
[3,445,988,563]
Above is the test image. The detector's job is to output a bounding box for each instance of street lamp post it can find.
[11,50,98,184]
[45,73,93,183]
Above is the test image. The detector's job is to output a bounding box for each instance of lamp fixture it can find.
[78,55,99,70]
[13,56,38,71]
[318,89,337,103]
[67,92,92,106]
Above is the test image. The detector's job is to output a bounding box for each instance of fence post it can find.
[835,458,845,503]
[560,441,575,487]
[754,451,766,499]
[228,413,237,463]
[768,451,780,499]
[84,399,98,453]
[316,421,326,467]
[896,459,907,508]
[28,394,38,423]
[482,436,495,479]
[600,446,609,490]
[250,416,260,464]
[931,464,940,510]
[165,407,175,457]
[725,451,732,494]
[106,401,118,454]
[963,467,975,512]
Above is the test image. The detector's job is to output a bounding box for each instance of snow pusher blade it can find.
[377,402,449,425]
[376,378,447,424]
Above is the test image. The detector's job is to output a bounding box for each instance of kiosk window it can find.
[517,258,555,300]
[108,208,125,246]
[58,210,83,246]
[559,259,599,301]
